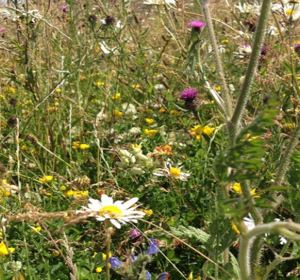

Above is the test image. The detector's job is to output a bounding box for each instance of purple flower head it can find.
[188,20,206,28]
[146,238,159,255]
[109,257,122,268]
[60,5,68,12]
[156,272,170,280]
[294,43,300,54]
[260,45,268,56]
[0,28,5,32]
[129,228,141,239]
[93,5,100,8]
[180,89,199,100]
[188,20,206,33]
[146,271,151,280]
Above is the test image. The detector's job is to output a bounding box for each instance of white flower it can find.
[235,1,261,14]
[284,4,300,20]
[143,0,176,7]
[99,42,117,55]
[129,127,141,135]
[153,161,190,181]
[78,195,145,229]
[243,215,287,245]
[122,103,137,115]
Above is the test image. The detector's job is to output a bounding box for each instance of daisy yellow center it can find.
[286,9,296,15]
[169,168,181,177]
[99,206,123,218]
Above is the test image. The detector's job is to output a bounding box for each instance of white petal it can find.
[121,197,139,210]
[110,219,121,229]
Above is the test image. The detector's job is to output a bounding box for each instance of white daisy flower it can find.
[153,161,190,181]
[78,195,145,229]
[243,215,287,245]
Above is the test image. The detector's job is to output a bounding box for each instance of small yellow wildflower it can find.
[246,134,259,142]
[170,110,181,116]
[144,129,158,137]
[64,190,74,197]
[32,226,42,233]
[91,99,99,103]
[131,84,140,89]
[202,126,216,136]
[145,118,155,124]
[73,191,89,198]
[159,108,166,113]
[190,125,216,139]
[221,39,229,44]
[113,110,123,117]
[0,242,15,257]
[60,186,66,191]
[55,88,62,93]
[102,252,112,260]
[39,176,53,183]
[144,209,153,216]
[79,144,90,150]
[94,81,105,86]
[111,93,121,101]
[72,141,80,149]
[231,222,240,234]
[96,267,103,273]
[232,183,260,198]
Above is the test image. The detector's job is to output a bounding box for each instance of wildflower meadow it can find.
[1,0,300,279]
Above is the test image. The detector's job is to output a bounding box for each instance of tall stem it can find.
[229,0,273,139]
[201,0,232,120]
[106,226,113,280]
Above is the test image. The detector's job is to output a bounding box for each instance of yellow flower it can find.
[73,191,89,198]
[170,110,180,116]
[113,110,123,117]
[215,86,221,91]
[60,186,66,191]
[72,141,80,149]
[111,93,121,101]
[0,242,15,257]
[159,108,166,113]
[144,209,153,216]
[32,226,42,232]
[144,129,158,137]
[94,81,105,86]
[64,190,74,197]
[202,126,216,136]
[221,39,229,44]
[55,88,62,93]
[39,176,53,183]
[145,118,155,124]
[102,252,112,260]
[232,183,260,198]
[79,144,90,150]
[96,267,103,273]
[246,134,260,142]
[131,84,140,89]
[190,125,216,139]
[231,222,240,234]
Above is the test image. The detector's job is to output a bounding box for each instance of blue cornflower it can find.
[146,238,159,255]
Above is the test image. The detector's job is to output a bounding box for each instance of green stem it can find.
[106,226,112,280]
[201,0,232,119]
[229,0,273,139]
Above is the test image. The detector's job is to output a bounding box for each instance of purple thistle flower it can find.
[109,257,122,268]
[188,20,206,33]
[129,228,141,239]
[146,238,159,255]
[188,20,206,28]
[0,28,5,32]
[60,5,67,12]
[180,88,199,100]
[294,43,300,54]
